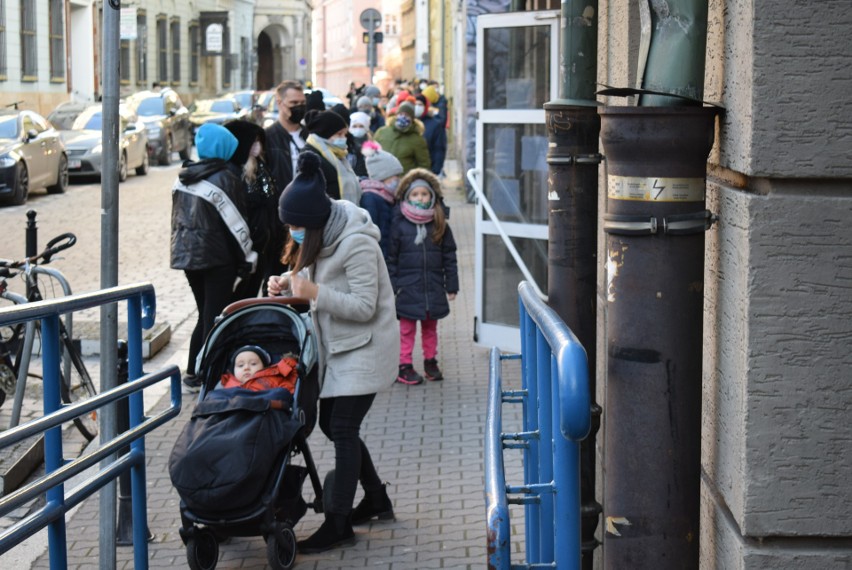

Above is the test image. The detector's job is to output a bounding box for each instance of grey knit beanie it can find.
[366,150,404,181]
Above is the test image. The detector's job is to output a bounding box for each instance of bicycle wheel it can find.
[58,335,99,441]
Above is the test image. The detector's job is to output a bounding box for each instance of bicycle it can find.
[0,232,99,440]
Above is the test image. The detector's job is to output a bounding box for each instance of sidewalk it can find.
[25,162,528,569]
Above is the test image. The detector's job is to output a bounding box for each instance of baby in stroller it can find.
[169,299,323,570]
[219,344,299,394]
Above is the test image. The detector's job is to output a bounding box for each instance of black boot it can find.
[351,483,395,525]
[297,512,355,554]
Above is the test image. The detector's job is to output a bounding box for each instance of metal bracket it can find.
[547,153,603,166]
[604,210,718,236]
[663,210,717,235]
[603,213,658,235]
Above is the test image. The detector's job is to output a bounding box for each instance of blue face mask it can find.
[395,115,412,130]
[371,97,380,106]
[385,178,399,191]
[289,228,305,244]
[329,137,348,149]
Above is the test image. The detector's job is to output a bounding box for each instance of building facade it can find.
[0,0,313,116]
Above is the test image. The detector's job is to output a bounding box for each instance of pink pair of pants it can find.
[399,318,438,364]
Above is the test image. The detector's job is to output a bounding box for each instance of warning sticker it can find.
[607,176,705,202]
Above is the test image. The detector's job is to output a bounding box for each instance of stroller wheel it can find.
[267,522,297,570]
[186,527,219,570]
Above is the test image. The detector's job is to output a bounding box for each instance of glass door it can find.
[474,11,559,352]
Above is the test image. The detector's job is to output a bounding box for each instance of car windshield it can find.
[71,109,102,131]
[233,93,253,108]
[196,100,234,113]
[134,97,165,116]
[0,116,19,139]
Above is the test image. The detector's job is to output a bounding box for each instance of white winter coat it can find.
[310,200,400,398]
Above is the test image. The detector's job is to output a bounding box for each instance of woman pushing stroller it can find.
[268,151,399,553]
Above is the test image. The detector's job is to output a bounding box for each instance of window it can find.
[136,11,147,85]
[170,18,180,84]
[240,37,250,88]
[0,0,7,79]
[49,0,64,80]
[156,15,167,82]
[221,26,231,88]
[21,0,36,80]
[120,39,131,83]
[189,22,199,85]
[385,15,398,36]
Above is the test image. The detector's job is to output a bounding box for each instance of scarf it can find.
[400,200,435,245]
[360,178,395,204]
[322,200,348,248]
[306,133,361,204]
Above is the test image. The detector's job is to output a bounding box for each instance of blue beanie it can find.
[195,123,238,160]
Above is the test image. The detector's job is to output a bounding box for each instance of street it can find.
[0,156,197,332]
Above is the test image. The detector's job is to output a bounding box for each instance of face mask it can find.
[395,115,412,130]
[350,127,367,139]
[385,178,399,191]
[415,104,425,117]
[371,97,380,106]
[289,228,305,244]
[249,141,262,158]
[288,104,306,124]
[329,137,348,149]
[419,82,427,90]
[408,198,432,209]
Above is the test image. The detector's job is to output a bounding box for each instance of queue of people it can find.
[169,77,457,556]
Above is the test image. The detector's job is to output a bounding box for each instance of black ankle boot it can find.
[351,483,395,525]
[297,512,355,554]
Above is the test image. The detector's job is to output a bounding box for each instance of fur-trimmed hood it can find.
[396,168,443,202]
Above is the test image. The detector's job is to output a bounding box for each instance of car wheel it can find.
[46,154,68,194]
[159,135,172,166]
[136,151,149,176]
[118,152,128,182]
[10,162,29,205]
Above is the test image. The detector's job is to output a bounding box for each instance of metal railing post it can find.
[41,314,67,569]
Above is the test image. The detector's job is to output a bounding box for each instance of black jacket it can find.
[264,122,307,195]
[387,209,459,321]
[170,159,249,271]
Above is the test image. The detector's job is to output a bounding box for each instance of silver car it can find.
[59,105,149,182]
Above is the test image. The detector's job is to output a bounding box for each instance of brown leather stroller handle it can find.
[222,296,312,316]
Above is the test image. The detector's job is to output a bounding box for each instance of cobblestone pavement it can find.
[1,159,528,568]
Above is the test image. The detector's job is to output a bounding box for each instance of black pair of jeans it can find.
[318,394,383,514]
[184,267,237,375]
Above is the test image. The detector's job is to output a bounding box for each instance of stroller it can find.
[169,297,324,570]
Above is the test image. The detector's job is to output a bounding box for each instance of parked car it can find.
[52,104,149,182]
[221,90,257,113]
[126,88,192,166]
[262,87,343,128]
[189,97,247,133]
[45,101,89,131]
[0,109,68,206]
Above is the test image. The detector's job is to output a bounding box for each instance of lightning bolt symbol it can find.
[653,179,666,200]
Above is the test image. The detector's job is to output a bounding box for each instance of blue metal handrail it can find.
[0,283,181,569]
[485,280,592,569]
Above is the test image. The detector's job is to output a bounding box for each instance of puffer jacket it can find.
[170,159,249,271]
[373,118,431,174]
[310,200,400,398]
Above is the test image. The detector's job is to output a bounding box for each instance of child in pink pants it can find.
[386,168,459,385]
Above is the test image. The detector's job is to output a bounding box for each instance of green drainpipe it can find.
[639,0,709,106]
